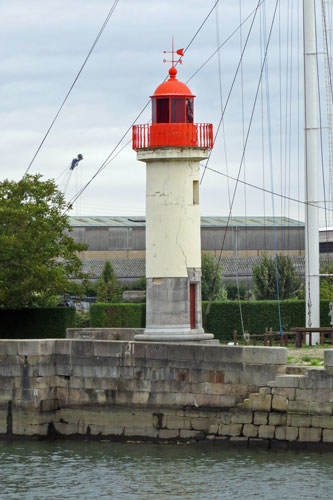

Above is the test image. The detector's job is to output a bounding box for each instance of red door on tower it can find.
[190,284,195,329]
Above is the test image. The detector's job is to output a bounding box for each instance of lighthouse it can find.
[132,47,214,342]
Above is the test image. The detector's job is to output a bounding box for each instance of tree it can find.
[319,260,333,300]
[225,281,249,300]
[96,261,121,303]
[131,276,146,291]
[201,252,227,301]
[252,254,302,300]
[0,174,86,308]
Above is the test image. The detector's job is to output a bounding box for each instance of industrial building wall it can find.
[68,225,305,259]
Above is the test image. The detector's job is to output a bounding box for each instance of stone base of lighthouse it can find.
[134,269,214,342]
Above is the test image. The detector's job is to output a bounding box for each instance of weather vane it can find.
[163,36,184,67]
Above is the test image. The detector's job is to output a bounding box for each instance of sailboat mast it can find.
[304,0,320,340]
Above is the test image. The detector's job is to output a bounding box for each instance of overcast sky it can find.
[1,0,330,222]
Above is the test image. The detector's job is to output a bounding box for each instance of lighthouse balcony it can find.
[132,123,213,151]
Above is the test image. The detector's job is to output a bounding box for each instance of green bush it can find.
[0,307,76,339]
[131,277,146,290]
[75,311,90,328]
[203,300,331,343]
[252,254,302,300]
[96,261,122,303]
[89,300,331,343]
[201,253,227,300]
[225,281,249,300]
[90,303,145,328]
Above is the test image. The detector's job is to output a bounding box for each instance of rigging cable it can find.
[4,1,228,273]
[204,0,279,314]
[238,0,247,336]
[23,0,121,176]
[184,0,222,55]
[321,0,333,225]
[187,0,265,84]
[287,0,295,253]
[200,0,264,185]
[204,164,333,212]
[55,166,70,183]
[63,0,263,213]
[297,0,302,258]
[238,0,251,313]
[215,3,231,207]
[263,0,283,334]
[316,2,331,300]
[260,4,267,250]
[61,0,224,210]
[283,0,290,246]
[215,1,245,335]
[239,0,248,261]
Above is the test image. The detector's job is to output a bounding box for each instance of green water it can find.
[0,440,332,499]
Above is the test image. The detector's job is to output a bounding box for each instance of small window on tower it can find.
[193,180,199,204]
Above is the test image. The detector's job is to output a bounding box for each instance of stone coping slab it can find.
[0,339,287,365]
[67,328,141,341]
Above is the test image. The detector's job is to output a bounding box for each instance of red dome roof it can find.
[152,67,194,97]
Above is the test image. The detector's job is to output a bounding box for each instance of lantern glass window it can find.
[186,98,194,123]
[156,98,169,123]
[171,98,185,123]
[152,100,156,123]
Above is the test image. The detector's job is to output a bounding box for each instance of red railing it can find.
[132,123,213,151]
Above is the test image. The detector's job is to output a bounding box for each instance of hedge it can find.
[203,300,332,342]
[0,307,76,339]
[90,303,145,328]
[90,300,332,343]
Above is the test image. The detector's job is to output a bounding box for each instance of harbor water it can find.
[0,440,333,499]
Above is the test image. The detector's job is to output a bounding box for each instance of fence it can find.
[233,327,333,348]
[132,123,213,150]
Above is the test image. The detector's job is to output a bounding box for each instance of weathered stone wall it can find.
[0,340,285,440]
[2,339,333,447]
[201,370,333,446]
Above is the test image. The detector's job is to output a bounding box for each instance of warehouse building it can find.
[68,216,306,284]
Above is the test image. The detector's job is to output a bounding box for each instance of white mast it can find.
[304,0,320,341]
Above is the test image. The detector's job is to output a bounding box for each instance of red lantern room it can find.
[151,66,194,125]
[133,60,213,150]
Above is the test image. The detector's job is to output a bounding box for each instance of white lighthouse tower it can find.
[132,48,214,342]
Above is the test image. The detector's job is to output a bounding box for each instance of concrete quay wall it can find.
[2,338,333,447]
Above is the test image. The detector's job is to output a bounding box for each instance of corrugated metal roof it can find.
[69,216,146,227]
[70,216,304,228]
[200,216,304,227]
[82,259,145,278]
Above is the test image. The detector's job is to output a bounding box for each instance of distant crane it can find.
[70,153,84,171]
[56,154,84,199]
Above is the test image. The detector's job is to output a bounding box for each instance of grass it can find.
[227,340,330,366]
[286,345,327,365]
[310,358,323,366]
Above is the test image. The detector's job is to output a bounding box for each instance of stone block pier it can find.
[1,331,333,448]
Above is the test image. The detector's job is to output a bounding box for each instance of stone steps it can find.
[286,365,307,375]
[268,374,305,388]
